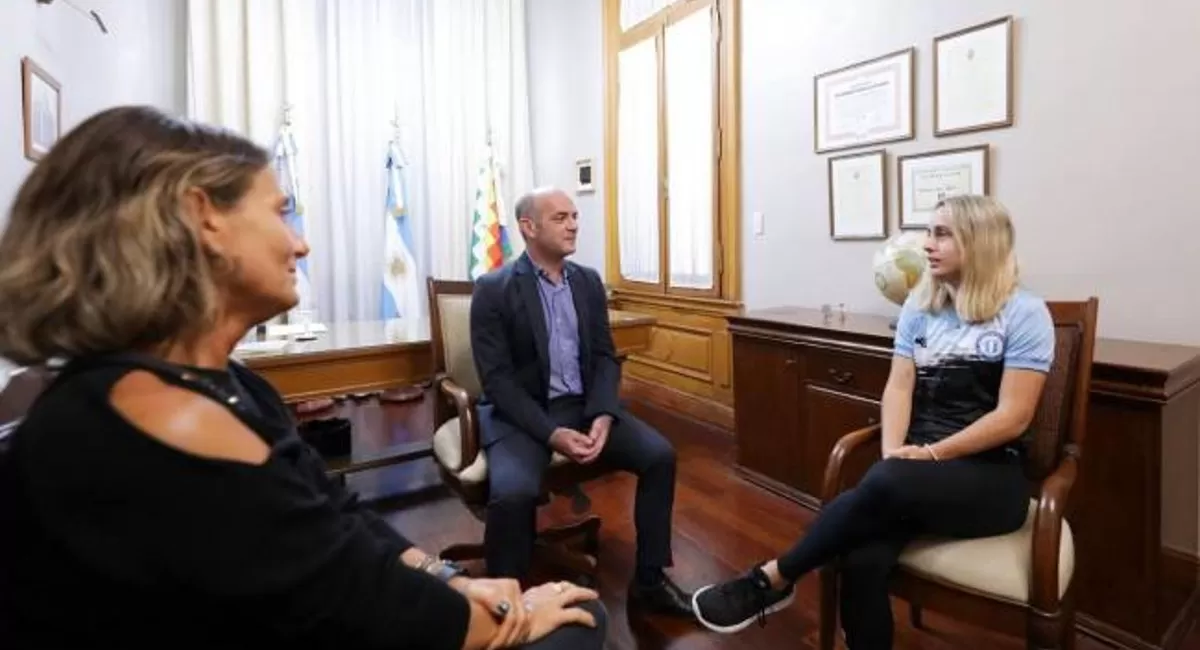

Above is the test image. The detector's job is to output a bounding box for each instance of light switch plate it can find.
[753,211,765,237]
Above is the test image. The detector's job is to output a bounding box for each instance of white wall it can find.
[0,0,186,385]
[740,0,1200,346]
[525,0,607,273]
[0,0,187,219]
[527,0,1200,346]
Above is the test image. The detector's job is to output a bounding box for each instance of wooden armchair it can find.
[818,298,1099,650]
[0,366,55,453]
[425,278,610,584]
[0,365,56,585]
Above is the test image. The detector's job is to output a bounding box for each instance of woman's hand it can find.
[517,581,600,646]
[885,444,936,461]
[455,578,530,648]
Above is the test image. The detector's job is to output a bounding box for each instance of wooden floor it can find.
[322,393,1200,650]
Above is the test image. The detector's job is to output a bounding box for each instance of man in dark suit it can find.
[469,187,693,618]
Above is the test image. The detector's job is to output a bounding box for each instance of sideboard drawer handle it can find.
[827,368,853,384]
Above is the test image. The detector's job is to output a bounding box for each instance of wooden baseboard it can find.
[1163,546,1200,596]
[1160,548,1200,649]
[620,375,734,432]
[1079,597,1198,650]
[734,464,821,511]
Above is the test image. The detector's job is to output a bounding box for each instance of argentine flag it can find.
[381,142,420,321]
[273,125,315,310]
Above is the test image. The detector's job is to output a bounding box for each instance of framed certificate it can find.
[934,16,1014,136]
[814,48,915,154]
[828,149,887,240]
[21,57,61,162]
[897,145,989,230]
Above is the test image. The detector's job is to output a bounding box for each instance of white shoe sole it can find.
[690,583,796,634]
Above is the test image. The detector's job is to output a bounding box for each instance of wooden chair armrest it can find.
[436,374,480,472]
[1029,452,1079,611]
[821,423,882,503]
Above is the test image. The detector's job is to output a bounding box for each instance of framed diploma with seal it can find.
[934,16,1014,136]
[828,149,887,240]
[897,144,989,230]
[814,48,915,154]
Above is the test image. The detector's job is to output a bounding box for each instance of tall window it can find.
[605,0,738,300]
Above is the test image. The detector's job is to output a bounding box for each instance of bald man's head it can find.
[514,187,566,225]
[515,187,578,261]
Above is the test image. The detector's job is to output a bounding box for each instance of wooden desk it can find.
[727,306,1200,650]
[239,312,654,480]
[242,310,655,403]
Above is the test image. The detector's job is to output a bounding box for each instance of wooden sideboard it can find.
[728,306,1200,650]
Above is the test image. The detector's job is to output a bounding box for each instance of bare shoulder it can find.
[889,353,916,376]
[108,370,270,465]
[884,354,916,394]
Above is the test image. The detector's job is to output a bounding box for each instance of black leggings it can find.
[776,455,1030,649]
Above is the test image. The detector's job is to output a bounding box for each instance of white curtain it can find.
[186,0,532,323]
[615,6,715,290]
[616,37,660,284]
[665,8,714,290]
[619,0,674,31]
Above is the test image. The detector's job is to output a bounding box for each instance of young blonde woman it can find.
[0,105,604,650]
[692,195,1055,649]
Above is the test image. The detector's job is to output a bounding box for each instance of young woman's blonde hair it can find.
[912,194,1019,323]
[0,105,269,366]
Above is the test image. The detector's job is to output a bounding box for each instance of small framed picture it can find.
[828,149,887,240]
[21,57,61,162]
[575,158,594,194]
[814,47,915,154]
[897,144,990,230]
[934,16,1014,136]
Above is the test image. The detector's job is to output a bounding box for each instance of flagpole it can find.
[274,102,337,417]
[378,107,426,404]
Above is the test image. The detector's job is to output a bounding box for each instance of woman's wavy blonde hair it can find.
[912,194,1019,323]
[0,105,269,366]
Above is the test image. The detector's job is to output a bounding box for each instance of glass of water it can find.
[291,308,319,341]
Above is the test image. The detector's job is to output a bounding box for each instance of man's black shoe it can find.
[628,575,695,619]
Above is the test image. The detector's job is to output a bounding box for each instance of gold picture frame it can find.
[933,16,1014,137]
[897,144,990,230]
[814,47,915,154]
[828,149,888,240]
[21,57,62,162]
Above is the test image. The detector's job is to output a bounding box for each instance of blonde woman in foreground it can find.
[692,195,1054,649]
[0,105,604,650]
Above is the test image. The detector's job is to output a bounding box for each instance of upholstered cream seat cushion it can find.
[898,500,1074,604]
[433,417,571,485]
[429,292,573,485]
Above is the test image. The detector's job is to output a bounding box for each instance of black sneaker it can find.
[691,565,795,633]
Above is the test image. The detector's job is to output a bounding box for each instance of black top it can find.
[0,353,469,649]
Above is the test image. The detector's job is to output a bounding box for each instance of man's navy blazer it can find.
[469,252,622,446]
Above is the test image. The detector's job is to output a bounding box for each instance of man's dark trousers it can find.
[480,397,676,579]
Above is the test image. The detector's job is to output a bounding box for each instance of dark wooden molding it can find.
[728,308,1200,402]
[621,375,734,432]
